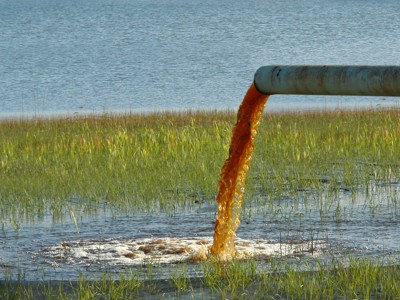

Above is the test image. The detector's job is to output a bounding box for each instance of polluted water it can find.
[4,83,400,282]
[211,83,269,260]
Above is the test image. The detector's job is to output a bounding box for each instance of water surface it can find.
[1,0,400,118]
[2,182,400,281]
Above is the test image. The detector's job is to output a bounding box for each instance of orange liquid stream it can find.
[211,83,269,260]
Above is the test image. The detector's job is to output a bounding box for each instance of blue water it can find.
[1,0,400,118]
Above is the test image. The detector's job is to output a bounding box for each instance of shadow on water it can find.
[1,180,400,283]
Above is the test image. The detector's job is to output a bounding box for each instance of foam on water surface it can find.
[39,236,326,268]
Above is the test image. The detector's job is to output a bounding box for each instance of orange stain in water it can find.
[211,83,269,260]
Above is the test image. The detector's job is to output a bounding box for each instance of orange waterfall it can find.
[211,83,269,260]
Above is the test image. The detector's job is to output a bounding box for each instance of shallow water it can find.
[1,181,400,281]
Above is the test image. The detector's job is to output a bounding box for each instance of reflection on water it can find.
[1,181,400,281]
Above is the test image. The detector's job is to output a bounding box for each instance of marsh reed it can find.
[1,108,400,224]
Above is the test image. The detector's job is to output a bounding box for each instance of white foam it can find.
[41,237,326,267]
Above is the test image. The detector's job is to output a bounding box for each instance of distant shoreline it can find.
[1,104,399,122]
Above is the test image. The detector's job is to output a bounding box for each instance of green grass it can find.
[2,258,400,299]
[0,110,234,222]
[200,257,400,299]
[1,108,400,224]
[253,109,400,195]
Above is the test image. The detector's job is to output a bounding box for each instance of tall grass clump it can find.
[0,110,234,221]
[249,109,400,200]
[1,108,400,223]
[201,258,400,299]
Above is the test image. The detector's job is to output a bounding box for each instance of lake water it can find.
[1,0,400,118]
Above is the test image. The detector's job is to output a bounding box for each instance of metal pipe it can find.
[254,65,400,96]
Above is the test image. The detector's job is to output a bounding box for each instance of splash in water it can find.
[211,83,269,260]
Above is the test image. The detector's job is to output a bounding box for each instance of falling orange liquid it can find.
[211,83,269,260]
